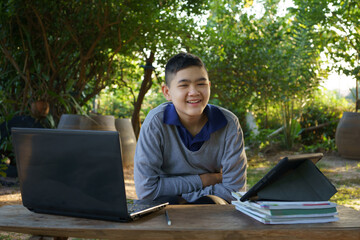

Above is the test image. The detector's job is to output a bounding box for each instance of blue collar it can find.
[163,103,228,151]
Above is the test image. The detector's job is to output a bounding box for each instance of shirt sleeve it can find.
[181,117,247,203]
[134,117,203,200]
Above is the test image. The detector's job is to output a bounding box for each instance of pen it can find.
[165,210,171,226]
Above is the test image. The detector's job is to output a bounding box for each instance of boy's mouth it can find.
[187,100,201,104]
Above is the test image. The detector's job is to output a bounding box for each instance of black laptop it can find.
[11,127,168,222]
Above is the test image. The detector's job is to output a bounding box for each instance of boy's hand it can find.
[199,173,222,187]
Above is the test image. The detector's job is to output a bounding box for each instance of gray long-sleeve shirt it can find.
[134,102,247,202]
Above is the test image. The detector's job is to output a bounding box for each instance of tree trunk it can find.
[356,78,359,112]
[132,51,155,139]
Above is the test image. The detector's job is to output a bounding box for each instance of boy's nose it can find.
[188,86,199,95]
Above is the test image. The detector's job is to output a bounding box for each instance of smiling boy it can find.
[134,52,247,204]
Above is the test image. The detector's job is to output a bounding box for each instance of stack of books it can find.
[232,192,339,225]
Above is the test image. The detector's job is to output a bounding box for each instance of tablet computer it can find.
[240,153,324,202]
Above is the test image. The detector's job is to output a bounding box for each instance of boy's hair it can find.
[165,52,206,86]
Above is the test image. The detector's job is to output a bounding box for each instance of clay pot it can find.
[31,101,49,119]
[335,112,360,159]
[80,115,116,131]
[58,114,117,131]
[57,114,84,129]
[115,118,137,167]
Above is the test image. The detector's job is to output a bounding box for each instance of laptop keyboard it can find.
[127,199,154,214]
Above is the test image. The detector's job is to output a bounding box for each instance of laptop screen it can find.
[12,128,132,221]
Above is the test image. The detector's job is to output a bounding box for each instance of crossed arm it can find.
[200,172,223,187]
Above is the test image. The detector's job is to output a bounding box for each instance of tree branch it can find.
[31,6,56,74]
[0,41,28,83]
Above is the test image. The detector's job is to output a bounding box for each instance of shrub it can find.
[245,89,352,153]
[299,89,352,150]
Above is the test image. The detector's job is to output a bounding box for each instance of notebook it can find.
[11,127,168,222]
[240,153,337,202]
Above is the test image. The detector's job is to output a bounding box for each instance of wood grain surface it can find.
[0,204,359,240]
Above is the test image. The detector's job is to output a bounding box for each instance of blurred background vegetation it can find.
[1,0,359,172]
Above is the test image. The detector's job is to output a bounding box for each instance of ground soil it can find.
[0,152,359,239]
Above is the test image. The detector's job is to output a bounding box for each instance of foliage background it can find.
[1,0,358,167]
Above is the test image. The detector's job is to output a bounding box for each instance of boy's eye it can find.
[178,84,188,87]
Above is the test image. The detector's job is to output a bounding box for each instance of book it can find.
[234,204,339,224]
[232,192,339,224]
[232,201,338,217]
[232,192,337,210]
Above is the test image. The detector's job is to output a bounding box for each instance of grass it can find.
[0,233,31,240]
[0,236,11,240]
[246,155,277,189]
[331,187,360,206]
[317,161,360,208]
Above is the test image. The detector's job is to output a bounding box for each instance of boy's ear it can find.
[162,84,171,101]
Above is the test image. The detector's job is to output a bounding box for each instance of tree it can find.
[292,0,360,111]
[196,0,324,118]
[98,1,209,137]
[0,0,209,139]
[0,1,145,121]
[0,0,208,129]
[188,0,326,149]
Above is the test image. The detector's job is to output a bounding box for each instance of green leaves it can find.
[198,0,323,117]
[0,0,209,124]
[294,0,360,109]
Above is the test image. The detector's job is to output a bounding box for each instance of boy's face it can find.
[162,66,211,122]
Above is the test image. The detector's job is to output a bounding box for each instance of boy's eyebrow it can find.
[177,77,208,84]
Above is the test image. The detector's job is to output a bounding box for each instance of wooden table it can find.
[0,204,359,240]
